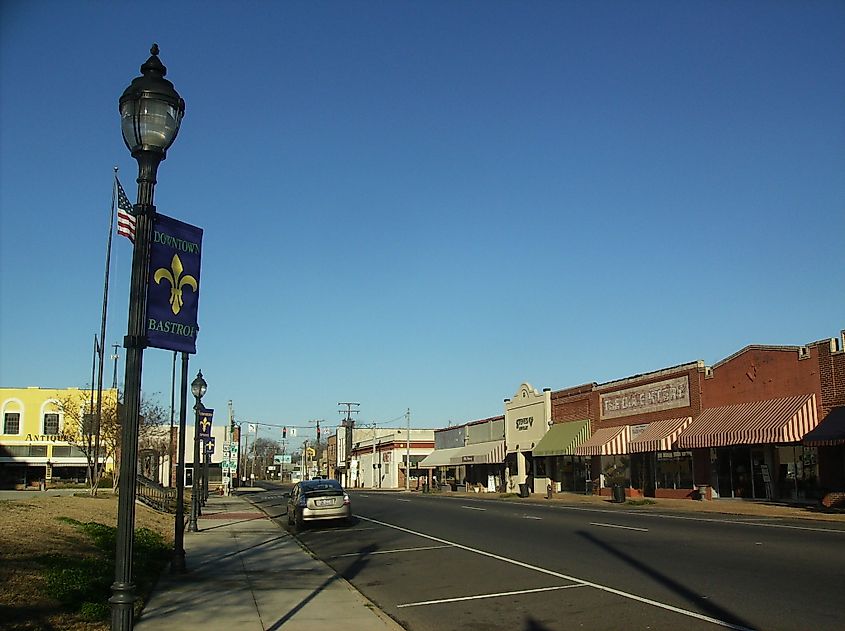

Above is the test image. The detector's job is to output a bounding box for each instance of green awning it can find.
[533,420,591,457]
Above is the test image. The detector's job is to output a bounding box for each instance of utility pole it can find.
[252,423,259,482]
[371,422,377,489]
[405,408,411,492]
[225,400,234,494]
[338,402,359,486]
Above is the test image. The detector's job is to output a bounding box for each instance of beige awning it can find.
[448,440,505,465]
[418,447,464,468]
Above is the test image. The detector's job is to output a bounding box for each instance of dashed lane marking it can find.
[330,545,452,559]
[590,522,649,532]
[398,584,586,608]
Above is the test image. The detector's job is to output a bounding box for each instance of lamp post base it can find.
[171,548,186,573]
[109,580,137,630]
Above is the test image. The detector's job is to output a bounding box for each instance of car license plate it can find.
[315,498,334,507]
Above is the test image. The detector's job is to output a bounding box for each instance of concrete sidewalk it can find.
[135,491,403,631]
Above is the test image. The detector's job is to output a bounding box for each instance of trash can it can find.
[518,483,529,498]
[612,484,626,503]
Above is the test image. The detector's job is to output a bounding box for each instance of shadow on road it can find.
[577,530,756,630]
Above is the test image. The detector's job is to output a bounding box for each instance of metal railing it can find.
[136,474,178,513]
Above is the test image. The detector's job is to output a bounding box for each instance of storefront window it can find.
[655,451,694,489]
[601,455,630,488]
[776,445,820,500]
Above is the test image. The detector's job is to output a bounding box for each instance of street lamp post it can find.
[111,44,184,631]
[172,352,189,573]
[203,437,209,503]
[188,371,207,532]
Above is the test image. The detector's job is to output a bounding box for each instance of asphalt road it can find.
[258,488,845,631]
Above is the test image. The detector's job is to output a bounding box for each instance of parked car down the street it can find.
[287,479,351,530]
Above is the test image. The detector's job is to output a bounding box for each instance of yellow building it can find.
[0,386,118,489]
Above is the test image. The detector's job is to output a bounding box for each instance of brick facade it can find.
[703,345,823,409]
[815,332,845,415]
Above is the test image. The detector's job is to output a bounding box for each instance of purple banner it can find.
[198,408,214,439]
[146,213,203,353]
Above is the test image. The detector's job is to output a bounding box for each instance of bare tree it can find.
[251,438,280,479]
[57,390,168,494]
[56,389,119,496]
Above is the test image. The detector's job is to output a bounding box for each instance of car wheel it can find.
[294,509,304,532]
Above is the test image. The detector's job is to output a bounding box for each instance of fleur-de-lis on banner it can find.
[154,254,198,315]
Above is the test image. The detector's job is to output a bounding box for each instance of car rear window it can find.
[302,481,343,494]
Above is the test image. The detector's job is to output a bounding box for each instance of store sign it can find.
[461,455,475,463]
[601,376,690,420]
[630,424,648,440]
[515,416,534,431]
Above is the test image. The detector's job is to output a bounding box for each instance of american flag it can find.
[115,177,136,243]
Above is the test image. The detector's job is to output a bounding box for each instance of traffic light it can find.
[316,422,321,440]
[282,427,287,439]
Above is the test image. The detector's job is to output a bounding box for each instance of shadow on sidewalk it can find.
[265,543,378,631]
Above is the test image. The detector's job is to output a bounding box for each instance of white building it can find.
[348,427,435,489]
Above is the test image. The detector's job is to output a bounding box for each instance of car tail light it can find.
[298,496,308,508]
[343,493,350,505]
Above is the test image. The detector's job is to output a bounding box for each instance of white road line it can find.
[330,545,452,559]
[307,526,379,534]
[590,522,649,532]
[523,515,542,520]
[534,503,845,534]
[358,516,753,631]
[398,584,586,608]
[397,499,412,502]
[461,505,486,511]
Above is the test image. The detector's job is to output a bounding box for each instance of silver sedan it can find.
[287,479,351,530]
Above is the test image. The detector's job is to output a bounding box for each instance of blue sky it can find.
[1,1,843,442]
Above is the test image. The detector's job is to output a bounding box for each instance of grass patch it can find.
[41,517,170,621]
[626,499,657,506]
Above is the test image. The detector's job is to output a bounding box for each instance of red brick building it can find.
[544,330,845,501]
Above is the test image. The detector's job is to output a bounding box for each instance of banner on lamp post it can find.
[198,408,214,440]
[146,213,203,354]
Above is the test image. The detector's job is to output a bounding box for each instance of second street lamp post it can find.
[188,371,207,532]
[172,353,189,573]
[111,44,184,631]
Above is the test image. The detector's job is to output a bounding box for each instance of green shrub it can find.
[43,556,112,607]
[43,519,171,617]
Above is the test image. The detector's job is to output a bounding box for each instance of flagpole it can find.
[94,167,118,490]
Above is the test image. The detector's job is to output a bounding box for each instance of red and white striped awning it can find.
[628,417,693,453]
[676,394,818,449]
[574,425,630,456]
